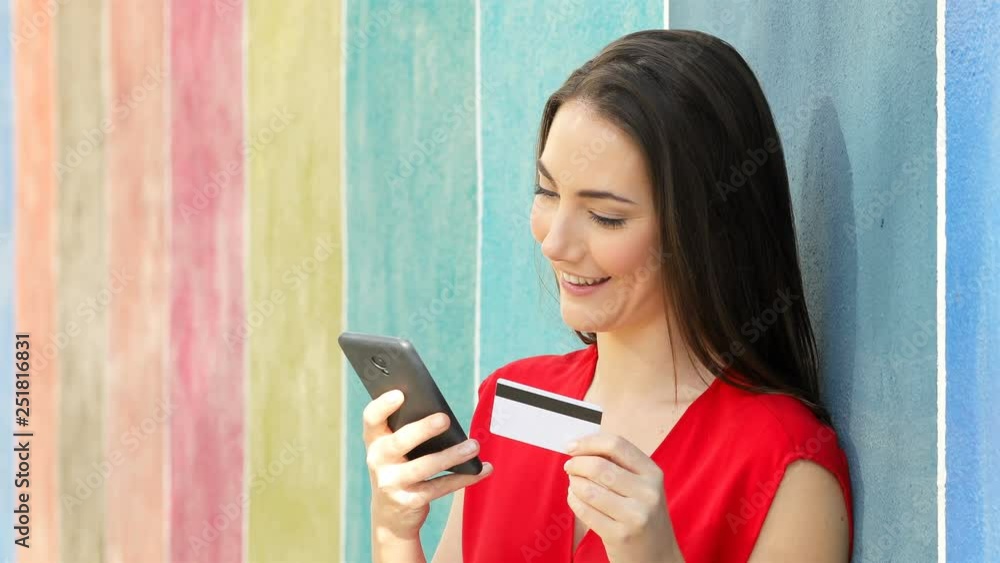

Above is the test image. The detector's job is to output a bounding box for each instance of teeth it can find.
[561,272,610,286]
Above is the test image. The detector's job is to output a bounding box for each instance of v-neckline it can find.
[566,343,722,561]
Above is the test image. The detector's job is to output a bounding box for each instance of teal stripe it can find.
[671,3,938,561]
[479,1,663,376]
[345,1,477,560]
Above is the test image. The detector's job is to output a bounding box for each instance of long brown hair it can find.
[535,29,830,425]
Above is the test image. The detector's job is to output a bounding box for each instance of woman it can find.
[364,29,853,562]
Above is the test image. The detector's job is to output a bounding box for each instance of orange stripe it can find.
[14,0,58,561]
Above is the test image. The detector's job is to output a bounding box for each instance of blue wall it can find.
[671,2,937,560]
[946,0,1000,560]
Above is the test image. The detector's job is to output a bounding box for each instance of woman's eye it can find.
[590,213,627,229]
[533,184,558,198]
[533,184,625,228]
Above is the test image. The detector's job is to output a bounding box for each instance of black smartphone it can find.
[338,331,483,476]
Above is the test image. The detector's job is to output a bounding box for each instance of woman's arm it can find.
[430,488,465,563]
[372,520,427,563]
[372,518,427,563]
[748,460,851,562]
[372,483,465,563]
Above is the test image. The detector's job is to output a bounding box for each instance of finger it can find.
[569,432,653,475]
[568,474,635,523]
[362,390,405,445]
[387,437,482,485]
[411,462,494,501]
[564,455,648,500]
[567,483,620,538]
[380,412,451,460]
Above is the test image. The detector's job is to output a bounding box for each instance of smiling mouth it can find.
[560,272,612,287]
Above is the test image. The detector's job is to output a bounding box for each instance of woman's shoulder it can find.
[697,379,855,558]
[713,378,848,469]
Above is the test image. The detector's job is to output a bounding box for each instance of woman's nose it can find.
[540,209,584,264]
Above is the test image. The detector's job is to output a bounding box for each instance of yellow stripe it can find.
[247,1,344,561]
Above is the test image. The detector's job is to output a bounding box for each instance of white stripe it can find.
[241,1,250,561]
[339,0,349,560]
[663,0,669,29]
[935,0,947,560]
[473,0,483,405]
[100,0,112,558]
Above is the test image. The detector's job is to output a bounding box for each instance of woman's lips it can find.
[560,275,611,296]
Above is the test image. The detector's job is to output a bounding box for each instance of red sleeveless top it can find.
[462,344,854,562]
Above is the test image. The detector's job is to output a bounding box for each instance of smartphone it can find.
[338,331,483,476]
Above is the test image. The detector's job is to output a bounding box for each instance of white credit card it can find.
[490,378,603,455]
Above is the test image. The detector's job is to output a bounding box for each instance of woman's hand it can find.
[363,389,493,543]
[563,431,684,563]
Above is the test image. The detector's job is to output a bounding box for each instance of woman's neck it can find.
[590,313,715,408]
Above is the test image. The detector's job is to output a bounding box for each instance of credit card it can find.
[490,378,603,455]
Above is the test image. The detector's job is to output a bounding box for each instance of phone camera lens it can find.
[370,355,389,373]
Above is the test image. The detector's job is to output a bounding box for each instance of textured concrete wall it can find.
[946,0,1000,560]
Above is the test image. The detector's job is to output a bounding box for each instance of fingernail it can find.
[482,462,493,475]
[566,441,578,453]
[387,390,403,403]
[459,439,478,454]
[434,414,449,428]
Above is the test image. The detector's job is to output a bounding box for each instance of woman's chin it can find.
[560,309,610,334]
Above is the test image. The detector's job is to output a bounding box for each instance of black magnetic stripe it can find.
[495,382,603,425]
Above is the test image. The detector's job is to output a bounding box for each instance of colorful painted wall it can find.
[1,1,995,562]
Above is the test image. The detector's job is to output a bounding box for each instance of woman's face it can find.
[530,100,667,334]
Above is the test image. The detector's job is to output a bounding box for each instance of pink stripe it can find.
[169,2,245,562]
[107,1,168,562]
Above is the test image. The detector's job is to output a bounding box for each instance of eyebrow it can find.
[537,159,638,205]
